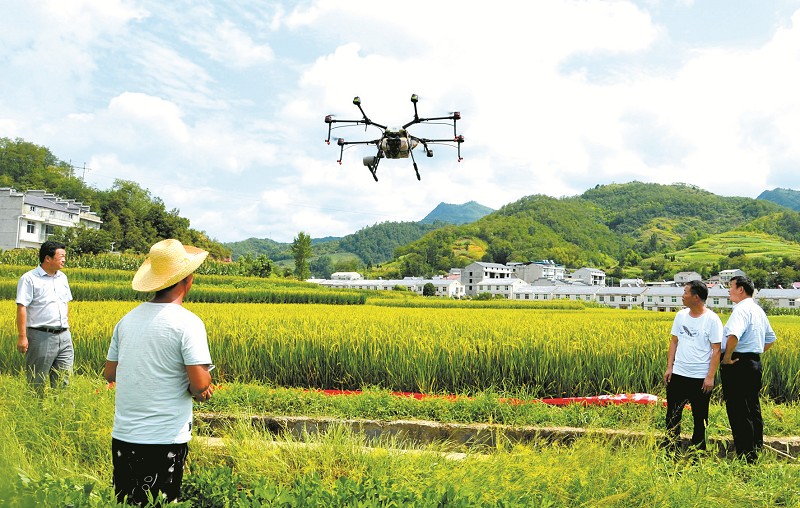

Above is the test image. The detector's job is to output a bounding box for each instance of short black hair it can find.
[39,240,66,264]
[686,279,708,301]
[730,275,755,296]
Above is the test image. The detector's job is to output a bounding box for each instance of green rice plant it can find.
[3,301,799,401]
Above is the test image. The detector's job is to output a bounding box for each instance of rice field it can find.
[2,300,799,400]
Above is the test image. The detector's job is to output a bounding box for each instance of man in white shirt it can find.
[663,280,723,451]
[721,275,777,463]
[15,240,73,390]
[104,239,214,504]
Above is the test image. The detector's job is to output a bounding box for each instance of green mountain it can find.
[758,188,800,211]
[419,201,494,225]
[225,221,442,266]
[386,182,800,285]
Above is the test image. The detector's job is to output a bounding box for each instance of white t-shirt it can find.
[670,308,723,379]
[107,302,212,444]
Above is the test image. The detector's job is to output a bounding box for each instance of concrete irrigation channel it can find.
[196,413,800,461]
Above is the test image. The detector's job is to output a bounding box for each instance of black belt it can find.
[731,352,760,360]
[31,326,68,334]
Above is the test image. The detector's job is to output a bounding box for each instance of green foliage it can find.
[291,232,313,280]
[0,137,230,258]
[338,220,441,265]
[422,282,436,296]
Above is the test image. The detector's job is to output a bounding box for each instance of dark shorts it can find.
[112,438,189,505]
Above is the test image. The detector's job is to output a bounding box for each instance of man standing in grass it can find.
[15,240,74,391]
[663,280,723,451]
[721,275,777,463]
[104,239,214,504]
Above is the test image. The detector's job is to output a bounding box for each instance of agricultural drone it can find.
[324,94,464,181]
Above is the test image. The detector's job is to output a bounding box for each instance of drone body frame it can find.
[324,94,464,181]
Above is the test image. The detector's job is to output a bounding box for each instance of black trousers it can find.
[112,438,189,505]
[720,353,763,463]
[666,373,711,449]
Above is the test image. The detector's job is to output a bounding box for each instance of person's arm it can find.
[16,304,28,354]
[664,335,678,384]
[186,364,213,402]
[722,335,739,364]
[703,343,721,393]
[104,360,118,383]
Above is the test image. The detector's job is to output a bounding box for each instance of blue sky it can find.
[2,0,800,243]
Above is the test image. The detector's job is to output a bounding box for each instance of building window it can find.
[610,296,615,302]
[599,296,604,302]
[789,300,795,307]
[713,298,719,305]
[26,221,35,234]
[671,297,677,303]
[647,296,653,302]
[45,225,56,236]
[621,296,627,302]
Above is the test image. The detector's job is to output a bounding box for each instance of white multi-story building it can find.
[674,271,702,284]
[460,262,514,296]
[0,188,102,250]
[511,260,566,283]
[570,267,606,286]
[719,269,746,285]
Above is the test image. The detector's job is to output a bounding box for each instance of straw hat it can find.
[132,239,209,292]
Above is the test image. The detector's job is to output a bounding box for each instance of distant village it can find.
[310,260,800,312]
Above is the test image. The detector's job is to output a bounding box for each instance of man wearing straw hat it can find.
[104,239,214,505]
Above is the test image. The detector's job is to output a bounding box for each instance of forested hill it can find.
[758,188,800,211]
[389,181,800,281]
[225,202,491,264]
[0,137,230,258]
[226,221,443,266]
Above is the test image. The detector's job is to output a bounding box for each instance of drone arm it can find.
[334,138,381,164]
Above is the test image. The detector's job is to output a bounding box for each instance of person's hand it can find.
[663,367,672,385]
[190,384,214,402]
[702,376,714,393]
[16,336,28,354]
[721,357,739,366]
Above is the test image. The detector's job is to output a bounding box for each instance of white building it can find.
[718,269,746,285]
[596,287,647,309]
[755,289,800,310]
[460,262,514,296]
[511,260,566,283]
[0,188,102,250]
[513,285,558,301]
[331,272,363,280]
[570,267,606,286]
[674,271,702,284]
[474,277,527,299]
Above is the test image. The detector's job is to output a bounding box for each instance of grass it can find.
[2,374,800,506]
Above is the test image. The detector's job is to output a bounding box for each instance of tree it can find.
[422,282,436,297]
[487,240,513,265]
[310,255,335,279]
[291,232,312,280]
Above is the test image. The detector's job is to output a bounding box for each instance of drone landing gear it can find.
[409,147,421,180]
[363,155,380,182]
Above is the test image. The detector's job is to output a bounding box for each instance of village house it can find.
[0,188,102,250]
